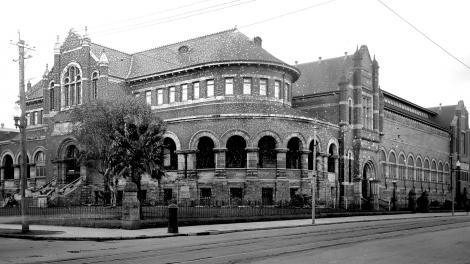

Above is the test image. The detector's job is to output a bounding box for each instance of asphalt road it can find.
[1,215,470,264]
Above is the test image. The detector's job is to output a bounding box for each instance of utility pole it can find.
[11,32,34,233]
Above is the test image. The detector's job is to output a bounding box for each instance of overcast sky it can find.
[1,0,469,128]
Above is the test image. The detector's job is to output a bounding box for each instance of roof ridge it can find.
[91,42,131,56]
[296,54,353,66]
[133,27,237,55]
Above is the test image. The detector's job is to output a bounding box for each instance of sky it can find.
[0,0,469,128]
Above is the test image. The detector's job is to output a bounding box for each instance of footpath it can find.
[0,212,467,241]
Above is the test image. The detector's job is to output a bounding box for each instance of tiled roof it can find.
[26,79,45,100]
[127,29,288,79]
[0,129,18,141]
[428,104,457,128]
[292,55,353,97]
[90,43,132,79]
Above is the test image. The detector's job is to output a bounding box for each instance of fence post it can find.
[168,204,178,233]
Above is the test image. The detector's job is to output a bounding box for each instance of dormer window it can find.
[178,45,189,53]
[61,64,82,109]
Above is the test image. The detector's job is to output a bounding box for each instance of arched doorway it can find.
[196,137,215,169]
[64,145,80,183]
[286,137,302,169]
[2,155,14,180]
[226,135,247,168]
[258,136,277,168]
[162,138,177,170]
[362,162,375,199]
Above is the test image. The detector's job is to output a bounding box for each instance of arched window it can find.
[308,140,318,170]
[438,162,444,183]
[431,161,437,183]
[61,65,82,108]
[444,163,450,184]
[424,159,430,182]
[407,156,415,181]
[258,136,277,168]
[49,81,55,111]
[65,145,80,183]
[379,150,387,179]
[286,137,302,169]
[398,154,406,180]
[348,98,353,124]
[163,138,177,170]
[34,151,46,178]
[92,71,99,99]
[348,151,354,182]
[17,154,30,179]
[416,158,423,181]
[328,144,337,173]
[196,137,215,169]
[226,136,246,168]
[2,155,14,180]
[388,152,397,179]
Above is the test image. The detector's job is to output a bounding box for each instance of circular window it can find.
[178,45,189,53]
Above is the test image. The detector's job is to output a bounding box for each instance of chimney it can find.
[27,81,32,92]
[1,123,4,129]
[253,36,262,47]
[318,57,322,63]
[439,103,442,111]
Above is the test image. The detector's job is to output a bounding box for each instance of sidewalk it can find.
[0,212,467,241]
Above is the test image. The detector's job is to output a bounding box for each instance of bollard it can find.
[168,204,178,233]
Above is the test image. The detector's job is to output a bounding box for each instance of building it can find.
[0,29,468,208]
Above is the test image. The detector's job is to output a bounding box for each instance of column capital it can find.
[213,148,227,153]
[245,147,259,152]
[300,149,311,155]
[175,149,196,155]
[275,148,288,153]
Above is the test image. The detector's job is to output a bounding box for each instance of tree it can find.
[71,96,166,206]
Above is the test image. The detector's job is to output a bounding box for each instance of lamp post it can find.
[391,180,397,211]
[452,160,460,216]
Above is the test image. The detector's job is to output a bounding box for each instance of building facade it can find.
[0,29,469,208]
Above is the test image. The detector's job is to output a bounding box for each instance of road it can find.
[1,215,470,264]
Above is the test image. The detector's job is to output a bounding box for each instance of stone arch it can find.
[60,61,82,81]
[306,134,322,153]
[189,130,220,149]
[282,132,306,150]
[326,138,339,155]
[57,137,79,159]
[0,149,15,163]
[15,151,31,164]
[31,146,47,162]
[252,130,282,148]
[407,154,415,181]
[362,160,377,199]
[220,129,250,148]
[163,131,181,150]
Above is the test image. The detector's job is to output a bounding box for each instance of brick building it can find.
[0,29,468,208]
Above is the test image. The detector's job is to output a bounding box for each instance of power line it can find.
[90,0,255,37]
[92,0,215,31]
[376,0,470,72]
[239,0,338,29]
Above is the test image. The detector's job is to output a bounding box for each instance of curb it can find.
[0,213,465,241]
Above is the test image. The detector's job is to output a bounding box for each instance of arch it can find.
[162,137,177,170]
[423,158,430,183]
[221,129,250,148]
[196,136,215,169]
[64,144,80,183]
[327,143,337,173]
[1,153,14,180]
[398,153,406,180]
[252,130,281,149]
[362,161,376,199]
[307,135,322,153]
[57,137,79,159]
[91,71,99,99]
[189,130,220,150]
[258,135,277,168]
[431,160,437,183]
[379,147,388,161]
[326,138,339,155]
[226,135,247,168]
[308,139,320,171]
[438,161,444,183]
[407,155,415,181]
[388,151,397,179]
[162,131,181,150]
[31,146,47,162]
[15,152,31,164]
[34,149,46,178]
[286,137,302,169]
[283,132,306,150]
[0,150,15,163]
[16,153,31,179]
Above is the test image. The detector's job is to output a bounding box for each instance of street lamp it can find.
[452,160,461,216]
[391,180,397,211]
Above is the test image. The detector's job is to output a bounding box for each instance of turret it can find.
[372,55,380,132]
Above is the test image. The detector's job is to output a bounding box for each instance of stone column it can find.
[213,148,228,203]
[186,150,197,179]
[276,148,288,178]
[214,148,226,178]
[300,150,309,177]
[121,181,141,229]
